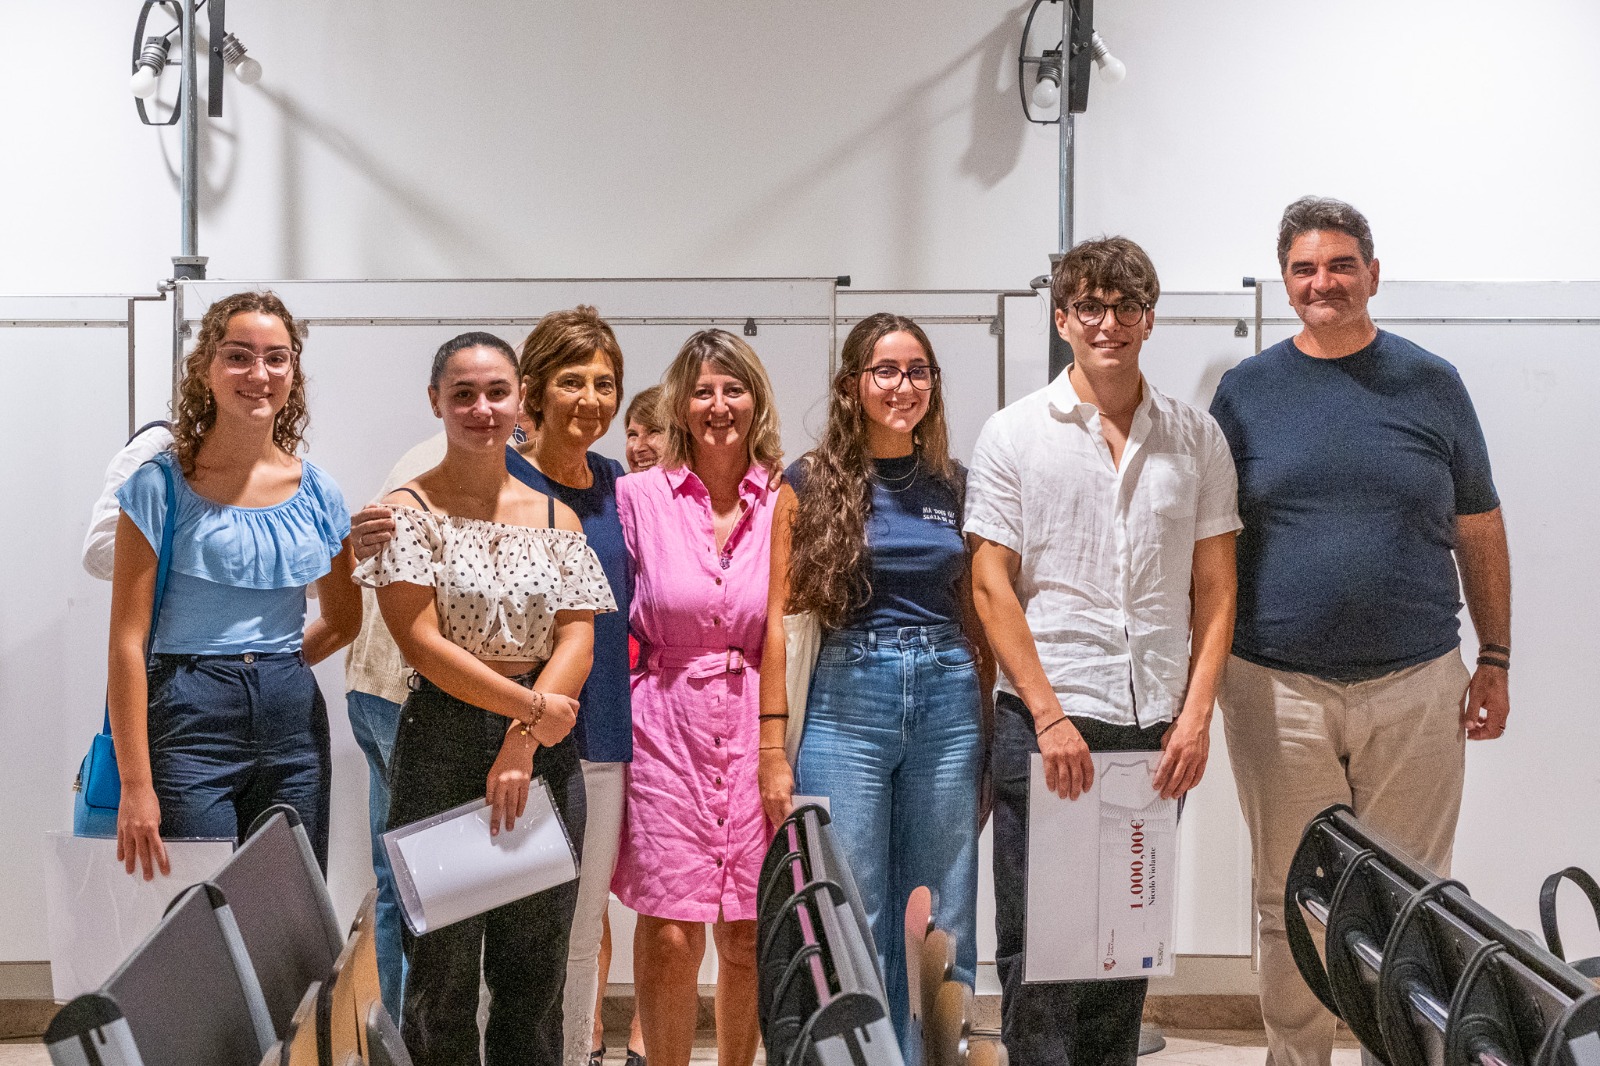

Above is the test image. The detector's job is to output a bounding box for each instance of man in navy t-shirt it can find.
[1209,197,1512,1066]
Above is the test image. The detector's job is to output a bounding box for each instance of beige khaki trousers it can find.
[1220,651,1469,1066]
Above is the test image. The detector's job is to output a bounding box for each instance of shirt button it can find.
[717,816,725,826]
[712,617,721,626]
[715,577,723,585]
[714,736,722,747]
[715,776,723,788]
[716,857,724,868]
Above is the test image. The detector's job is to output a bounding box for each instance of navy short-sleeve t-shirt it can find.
[507,446,633,762]
[1208,331,1499,680]
[787,453,966,631]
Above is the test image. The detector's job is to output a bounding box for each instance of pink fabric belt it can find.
[641,644,759,678]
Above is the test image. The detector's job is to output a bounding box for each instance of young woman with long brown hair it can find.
[757,312,991,1054]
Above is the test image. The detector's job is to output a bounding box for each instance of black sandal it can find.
[589,1047,606,1066]
[625,1051,646,1066]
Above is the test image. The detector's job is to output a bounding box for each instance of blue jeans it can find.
[146,651,330,869]
[992,691,1168,1066]
[793,621,982,1055]
[346,690,407,1022]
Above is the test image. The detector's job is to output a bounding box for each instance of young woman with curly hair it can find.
[757,312,993,1055]
[108,291,362,879]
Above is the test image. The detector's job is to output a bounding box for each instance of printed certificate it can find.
[1023,751,1179,982]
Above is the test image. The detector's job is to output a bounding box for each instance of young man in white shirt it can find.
[965,237,1240,1066]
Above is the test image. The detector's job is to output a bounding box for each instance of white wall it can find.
[10,1,1599,298]
[8,0,1600,971]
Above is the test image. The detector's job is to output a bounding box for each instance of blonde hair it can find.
[660,330,782,478]
[172,291,307,475]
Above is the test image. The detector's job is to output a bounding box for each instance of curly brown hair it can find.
[786,313,954,629]
[171,291,308,475]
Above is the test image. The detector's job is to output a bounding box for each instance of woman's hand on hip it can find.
[117,784,170,880]
[486,734,536,836]
[528,693,579,746]
[759,748,796,829]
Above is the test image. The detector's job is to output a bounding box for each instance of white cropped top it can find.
[353,504,617,662]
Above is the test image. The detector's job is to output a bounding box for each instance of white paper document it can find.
[1023,751,1178,982]
[44,831,234,1001]
[384,780,578,935]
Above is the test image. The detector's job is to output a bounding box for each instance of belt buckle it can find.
[727,647,746,674]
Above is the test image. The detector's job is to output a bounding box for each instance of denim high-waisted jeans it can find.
[146,650,331,868]
[792,621,982,1053]
[389,674,586,1066]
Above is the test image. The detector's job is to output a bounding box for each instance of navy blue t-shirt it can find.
[1208,331,1499,680]
[787,453,966,630]
[507,447,633,762]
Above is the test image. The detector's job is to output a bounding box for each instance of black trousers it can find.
[992,691,1168,1066]
[388,678,586,1066]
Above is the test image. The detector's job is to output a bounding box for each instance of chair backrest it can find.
[904,886,933,1022]
[45,883,275,1066]
[966,1036,1009,1066]
[211,805,344,1037]
[346,889,385,1061]
[919,929,955,1031]
[366,999,415,1066]
[317,933,363,1066]
[926,980,972,1066]
[278,982,321,1066]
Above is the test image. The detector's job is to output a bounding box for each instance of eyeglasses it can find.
[861,364,941,391]
[1071,298,1148,328]
[217,345,294,375]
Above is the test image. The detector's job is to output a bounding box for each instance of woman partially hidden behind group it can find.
[356,332,616,1065]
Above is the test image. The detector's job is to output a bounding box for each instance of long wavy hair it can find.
[172,291,307,475]
[787,313,953,629]
[660,330,783,480]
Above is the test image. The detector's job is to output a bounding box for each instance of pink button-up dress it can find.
[611,462,776,922]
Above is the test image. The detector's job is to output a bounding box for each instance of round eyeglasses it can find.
[861,364,941,391]
[1071,298,1148,328]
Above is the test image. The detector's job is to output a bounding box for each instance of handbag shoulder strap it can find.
[100,457,179,736]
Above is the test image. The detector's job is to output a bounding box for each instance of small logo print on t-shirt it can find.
[922,505,958,527]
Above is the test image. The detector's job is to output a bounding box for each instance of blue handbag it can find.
[73,458,178,837]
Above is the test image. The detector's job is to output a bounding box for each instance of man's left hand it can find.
[1462,665,1510,740]
[1153,711,1209,799]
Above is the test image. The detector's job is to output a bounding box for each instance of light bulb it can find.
[231,55,262,85]
[131,64,160,99]
[1091,32,1126,84]
[1031,75,1060,111]
[222,34,262,85]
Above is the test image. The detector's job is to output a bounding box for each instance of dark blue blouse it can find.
[507,446,633,762]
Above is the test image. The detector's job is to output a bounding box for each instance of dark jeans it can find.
[992,691,1167,1066]
[146,651,331,869]
[389,676,586,1066]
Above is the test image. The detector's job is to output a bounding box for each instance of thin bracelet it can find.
[1035,715,1070,740]
[1480,642,1511,656]
[758,714,790,721]
[525,690,547,728]
[759,745,786,752]
[1476,655,1510,670]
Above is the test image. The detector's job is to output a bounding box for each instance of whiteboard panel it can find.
[0,300,133,959]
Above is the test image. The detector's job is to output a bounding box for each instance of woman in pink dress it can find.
[613,330,783,1066]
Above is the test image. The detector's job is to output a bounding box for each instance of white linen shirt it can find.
[81,423,175,580]
[964,370,1241,728]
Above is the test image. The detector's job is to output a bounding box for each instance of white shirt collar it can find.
[1047,364,1160,427]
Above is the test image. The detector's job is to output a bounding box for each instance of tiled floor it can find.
[0,1030,1367,1065]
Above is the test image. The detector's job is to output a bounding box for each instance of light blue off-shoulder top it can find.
[116,449,351,654]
